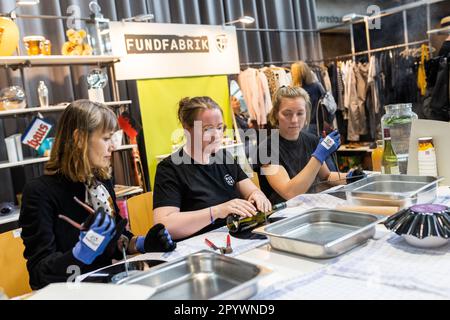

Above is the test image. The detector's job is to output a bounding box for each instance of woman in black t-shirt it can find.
[257,87,364,204]
[153,97,271,240]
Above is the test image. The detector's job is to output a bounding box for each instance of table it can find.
[24,187,450,300]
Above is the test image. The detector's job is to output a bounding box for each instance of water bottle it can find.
[381,104,418,174]
[37,81,49,107]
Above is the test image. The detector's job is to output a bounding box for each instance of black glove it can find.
[136,224,176,253]
[105,218,129,258]
[346,168,367,184]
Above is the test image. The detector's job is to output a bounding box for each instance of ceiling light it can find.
[225,16,255,25]
[122,14,154,23]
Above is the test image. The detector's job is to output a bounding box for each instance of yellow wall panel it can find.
[137,75,231,188]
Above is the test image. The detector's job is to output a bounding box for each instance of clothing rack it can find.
[320,0,440,62]
[239,60,299,68]
[327,39,430,62]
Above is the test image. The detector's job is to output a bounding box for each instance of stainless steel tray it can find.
[344,175,442,209]
[119,251,271,300]
[254,209,385,259]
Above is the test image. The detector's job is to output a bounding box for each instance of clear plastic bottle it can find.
[381,104,418,174]
[37,81,49,107]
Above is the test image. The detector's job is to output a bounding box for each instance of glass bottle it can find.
[381,104,418,174]
[382,128,400,175]
[226,202,287,234]
[371,140,384,172]
[37,81,49,107]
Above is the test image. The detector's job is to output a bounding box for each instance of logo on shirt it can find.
[224,174,235,187]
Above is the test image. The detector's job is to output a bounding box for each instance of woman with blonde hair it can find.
[20,100,175,290]
[291,60,331,136]
[257,87,365,204]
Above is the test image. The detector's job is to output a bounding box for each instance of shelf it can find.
[0,101,132,118]
[104,100,132,107]
[338,146,374,153]
[0,157,50,170]
[114,185,144,198]
[427,26,450,34]
[0,55,121,68]
[0,144,135,170]
[0,210,20,227]
[114,144,137,151]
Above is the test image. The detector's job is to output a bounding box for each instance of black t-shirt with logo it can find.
[153,148,248,238]
[256,131,322,205]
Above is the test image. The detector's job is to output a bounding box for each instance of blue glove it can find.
[136,224,176,253]
[346,168,367,184]
[72,208,116,265]
[312,130,341,164]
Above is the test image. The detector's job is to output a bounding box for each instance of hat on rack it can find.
[441,16,450,29]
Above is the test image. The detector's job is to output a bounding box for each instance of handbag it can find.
[315,83,337,136]
[318,83,337,115]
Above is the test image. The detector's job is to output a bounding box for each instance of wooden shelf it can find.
[0,157,50,170]
[114,185,144,198]
[0,55,121,68]
[338,145,374,153]
[0,101,132,118]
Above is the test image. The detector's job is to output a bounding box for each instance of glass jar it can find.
[381,104,418,174]
[371,140,383,172]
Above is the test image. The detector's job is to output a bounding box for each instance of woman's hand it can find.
[213,199,257,219]
[248,190,272,213]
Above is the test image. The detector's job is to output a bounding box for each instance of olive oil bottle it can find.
[382,128,400,175]
[226,202,287,234]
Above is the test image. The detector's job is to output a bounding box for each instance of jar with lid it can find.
[381,104,418,174]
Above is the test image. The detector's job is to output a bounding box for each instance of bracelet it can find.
[209,207,215,224]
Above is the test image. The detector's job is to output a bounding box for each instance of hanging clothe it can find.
[417,44,430,96]
[258,71,273,115]
[262,68,278,99]
[239,68,264,125]
[238,68,273,126]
